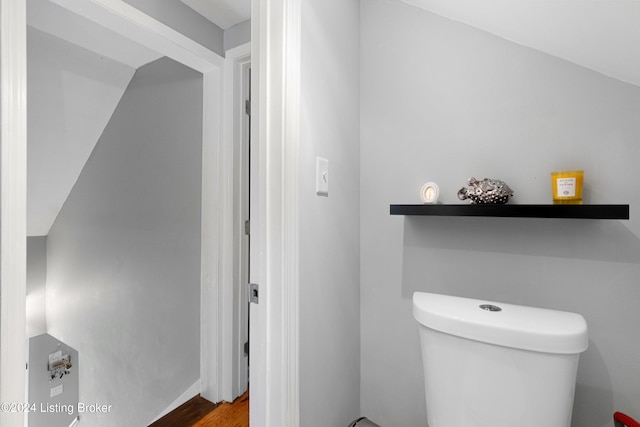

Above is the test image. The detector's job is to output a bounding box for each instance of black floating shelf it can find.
[390,204,629,220]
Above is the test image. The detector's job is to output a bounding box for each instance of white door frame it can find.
[0,1,28,426]
[250,0,301,425]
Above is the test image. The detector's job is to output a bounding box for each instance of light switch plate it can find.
[51,384,63,398]
[316,157,329,196]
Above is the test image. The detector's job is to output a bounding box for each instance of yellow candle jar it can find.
[551,170,584,204]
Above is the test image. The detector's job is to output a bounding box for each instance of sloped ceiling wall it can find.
[27,28,135,236]
[27,0,161,236]
[399,0,640,87]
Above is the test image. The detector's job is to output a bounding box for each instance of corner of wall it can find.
[224,19,251,52]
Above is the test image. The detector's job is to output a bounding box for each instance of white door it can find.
[238,60,251,396]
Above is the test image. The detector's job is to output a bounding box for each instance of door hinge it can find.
[244,341,249,357]
[244,219,250,236]
[245,99,251,116]
[249,283,259,304]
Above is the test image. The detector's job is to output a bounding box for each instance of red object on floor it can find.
[614,412,640,427]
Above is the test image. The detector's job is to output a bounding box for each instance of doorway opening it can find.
[17,1,251,426]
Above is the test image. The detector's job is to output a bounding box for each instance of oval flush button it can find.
[479,304,502,312]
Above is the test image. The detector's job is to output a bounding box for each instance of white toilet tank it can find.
[413,292,588,427]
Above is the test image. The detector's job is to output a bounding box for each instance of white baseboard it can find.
[150,380,201,423]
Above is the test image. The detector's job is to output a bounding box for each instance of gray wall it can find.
[123,0,224,56]
[27,236,47,337]
[299,0,361,425]
[224,19,251,52]
[360,1,640,426]
[46,57,203,427]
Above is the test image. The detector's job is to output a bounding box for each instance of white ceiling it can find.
[399,0,640,87]
[180,0,251,29]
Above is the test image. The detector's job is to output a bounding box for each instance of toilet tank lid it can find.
[413,292,588,354]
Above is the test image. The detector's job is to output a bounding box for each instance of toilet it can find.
[413,292,588,427]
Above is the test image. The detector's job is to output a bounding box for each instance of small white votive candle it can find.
[420,182,440,204]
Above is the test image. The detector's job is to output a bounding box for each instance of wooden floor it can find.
[194,391,249,427]
[149,391,249,427]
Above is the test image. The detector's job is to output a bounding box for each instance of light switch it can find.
[316,157,329,197]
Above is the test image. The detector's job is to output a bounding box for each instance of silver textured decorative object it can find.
[457,177,513,204]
